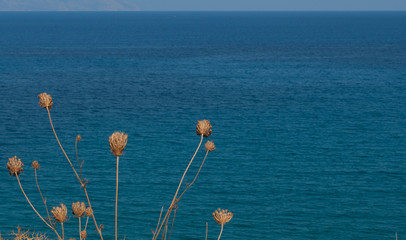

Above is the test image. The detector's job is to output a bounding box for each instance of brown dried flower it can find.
[7,156,24,176]
[85,207,93,217]
[196,120,212,137]
[32,161,40,170]
[72,202,86,217]
[76,135,82,142]
[80,230,87,239]
[109,132,128,156]
[38,93,53,110]
[205,141,215,152]
[212,208,233,226]
[51,203,67,223]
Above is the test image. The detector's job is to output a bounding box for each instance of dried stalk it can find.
[115,155,119,240]
[152,134,204,240]
[205,222,208,240]
[46,108,103,240]
[34,168,52,224]
[79,217,82,240]
[217,225,223,240]
[16,174,62,240]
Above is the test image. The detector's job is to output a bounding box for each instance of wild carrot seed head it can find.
[212,208,233,226]
[7,156,24,176]
[196,120,212,137]
[32,161,40,170]
[37,93,53,110]
[76,135,82,142]
[51,203,67,223]
[205,141,215,152]
[85,207,93,217]
[72,202,86,218]
[80,230,87,239]
[109,132,128,156]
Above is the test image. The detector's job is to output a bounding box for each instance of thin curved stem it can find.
[79,217,82,240]
[152,134,204,240]
[115,156,119,240]
[84,216,89,231]
[176,150,209,203]
[153,207,164,236]
[217,225,223,240]
[75,138,83,181]
[34,169,51,223]
[16,175,62,240]
[167,208,177,240]
[61,223,64,240]
[46,108,103,240]
[205,222,208,240]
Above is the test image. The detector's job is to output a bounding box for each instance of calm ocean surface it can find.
[0,11,406,239]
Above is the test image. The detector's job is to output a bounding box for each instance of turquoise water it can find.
[0,12,406,239]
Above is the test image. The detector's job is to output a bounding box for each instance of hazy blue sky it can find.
[0,0,406,11]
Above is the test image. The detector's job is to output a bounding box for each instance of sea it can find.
[0,11,405,240]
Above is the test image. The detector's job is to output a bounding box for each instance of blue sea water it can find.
[0,11,406,239]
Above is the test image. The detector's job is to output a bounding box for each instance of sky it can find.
[0,0,406,11]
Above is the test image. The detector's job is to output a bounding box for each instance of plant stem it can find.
[205,222,208,240]
[75,137,83,181]
[152,134,204,240]
[84,216,89,231]
[176,150,209,202]
[79,217,82,240]
[153,207,164,237]
[46,108,103,240]
[16,174,62,240]
[217,225,223,240]
[34,168,51,223]
[61,223,64,240]
[167,208,177,240]
[115,156,119,240]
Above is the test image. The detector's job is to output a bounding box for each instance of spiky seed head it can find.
[85,207,93,217]
[109,132,128,156]
[212,208,233,226]
[32,161,40,170]
[7,156,24,176]
[80,230,87,239]
[51,203,67,223]
[76,135,82,142]
[72,202,86,218]
[205,141,215,152]
[196,120,212,137]
[38,93,53,110]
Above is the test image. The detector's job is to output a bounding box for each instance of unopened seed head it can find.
[7,156,24,176]
[109,132,128,156]
[76,135,82,142]
[80,230,87,239]
[85,207,93,217]
[32,161,40,170]
[212,208,233,226]
[37,93,53,110]
[205,141,215,152]
[51,203,67,223]
[72,202,86,218]
[196,120,212,137]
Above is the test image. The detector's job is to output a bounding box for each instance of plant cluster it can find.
[6,93,233,240]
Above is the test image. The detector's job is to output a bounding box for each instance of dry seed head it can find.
[51,203,67,223]
[37,93,53,110]
[32,161,40,170]
[196,120,212,137]
[85,207,93,217]
[109,132,128,156]
[7,156,24,176]
[212,208,233,226]
[76,135,82,142]
[72,202,86,217]
[80,230,87,239]
[205,141,215,152]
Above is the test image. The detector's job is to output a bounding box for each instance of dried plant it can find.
[196,120,212,137]
[212,209,233,240]
[7,93,232,240]
[38,92,103,240]
[109,131,128,240]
